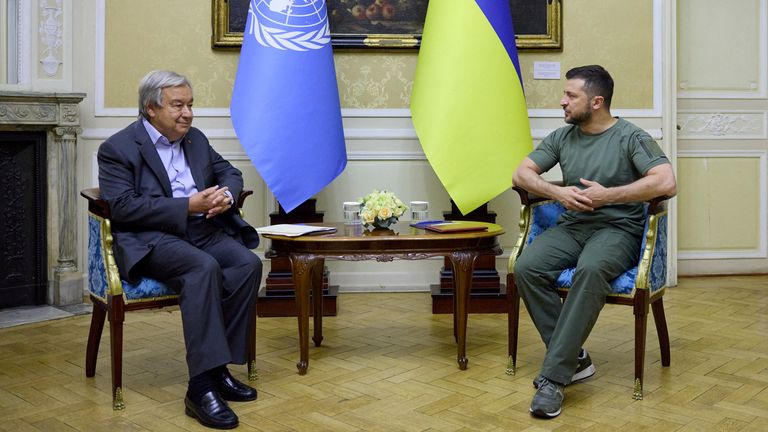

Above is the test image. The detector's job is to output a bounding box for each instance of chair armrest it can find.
[237,189,253,209]
[647,195,671,215]
[236,189,252,219]
[81,188,111,219]
[512,181,563,206]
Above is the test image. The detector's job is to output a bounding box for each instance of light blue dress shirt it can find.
[142,119,198,198]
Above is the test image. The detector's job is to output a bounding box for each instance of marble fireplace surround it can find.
[0,91,86,305]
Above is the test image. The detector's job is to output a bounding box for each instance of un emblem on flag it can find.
[249,0,331,51]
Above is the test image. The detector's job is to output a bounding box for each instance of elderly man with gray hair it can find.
[98,70,261,429]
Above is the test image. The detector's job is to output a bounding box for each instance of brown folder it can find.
[423,221,488,233]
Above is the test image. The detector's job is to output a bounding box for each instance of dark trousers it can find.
[140,217,262,378]
[513,220,640,385]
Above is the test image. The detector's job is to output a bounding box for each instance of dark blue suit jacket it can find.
[97,120,259,281]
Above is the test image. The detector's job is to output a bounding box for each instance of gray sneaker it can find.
[572,348,596,384]
[533,349,596,388]
[529,377,564,418]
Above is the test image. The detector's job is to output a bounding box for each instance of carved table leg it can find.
[449,250,478,370]
[290,253,321,375]
[311,258,325,347]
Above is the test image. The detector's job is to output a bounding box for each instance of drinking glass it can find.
[343,201,361,225]
[410,201,429,221]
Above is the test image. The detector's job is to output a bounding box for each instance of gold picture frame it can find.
[212,0,561,50]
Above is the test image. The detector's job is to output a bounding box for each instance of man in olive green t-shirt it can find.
[512,65,677,419]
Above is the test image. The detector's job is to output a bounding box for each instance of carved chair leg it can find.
[506,274,520,375]
[651,297,671,367]
[108,295,126,410]
[633,290,650,400]
[85,300,107,377]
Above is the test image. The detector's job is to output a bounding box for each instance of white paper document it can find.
[255,224,337,237]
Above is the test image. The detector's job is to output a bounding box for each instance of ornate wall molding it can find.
[678,111,768,139]
[0,102,57,122]
[0,92,83,124]
[38,0,63,77]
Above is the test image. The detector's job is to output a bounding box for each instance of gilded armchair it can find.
[506,185,671,400]
[81,188,258,410]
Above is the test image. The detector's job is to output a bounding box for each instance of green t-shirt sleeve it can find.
[528,132,560,173]
[630,130,670,174]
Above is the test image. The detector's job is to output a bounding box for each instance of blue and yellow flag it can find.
[231,0,347,212]
[411,0,532,215]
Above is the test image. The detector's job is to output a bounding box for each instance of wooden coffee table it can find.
[264,221,505,374]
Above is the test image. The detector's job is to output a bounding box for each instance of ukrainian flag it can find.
[411,0,532,215]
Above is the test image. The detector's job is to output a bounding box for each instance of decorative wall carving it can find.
[60,104,79,124]
[39,0,63,77]
[678,111,767,139]
[0,103,57,123]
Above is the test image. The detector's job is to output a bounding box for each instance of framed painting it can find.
[212,0,562,50]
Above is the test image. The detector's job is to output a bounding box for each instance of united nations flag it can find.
[232,0,347,212]
[250,0,331,51]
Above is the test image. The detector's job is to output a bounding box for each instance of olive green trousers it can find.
[513,220,641,385]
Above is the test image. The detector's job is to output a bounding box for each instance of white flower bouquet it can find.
[359,189,408,230]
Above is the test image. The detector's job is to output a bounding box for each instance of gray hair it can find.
[137,70,193,120]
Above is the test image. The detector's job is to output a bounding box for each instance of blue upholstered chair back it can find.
[87,213,176,303]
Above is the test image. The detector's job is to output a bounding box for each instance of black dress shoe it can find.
[215,369,258,402]
[185,390,239,430]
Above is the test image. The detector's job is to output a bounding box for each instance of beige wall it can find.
[12,0,766,295]
[104,0,238,109]
[70,0,663,291]
[103,0,655,110]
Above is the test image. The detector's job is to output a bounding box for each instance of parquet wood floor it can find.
[1,275,767,431]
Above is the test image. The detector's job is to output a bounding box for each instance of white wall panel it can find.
[678,0,767,98]
[677,150,767,260]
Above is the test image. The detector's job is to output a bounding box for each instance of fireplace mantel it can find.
[0,91,86,305]
[0,92,85,125]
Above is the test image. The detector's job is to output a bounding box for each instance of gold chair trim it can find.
[507,202,535,274]
[89,212,124,300]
